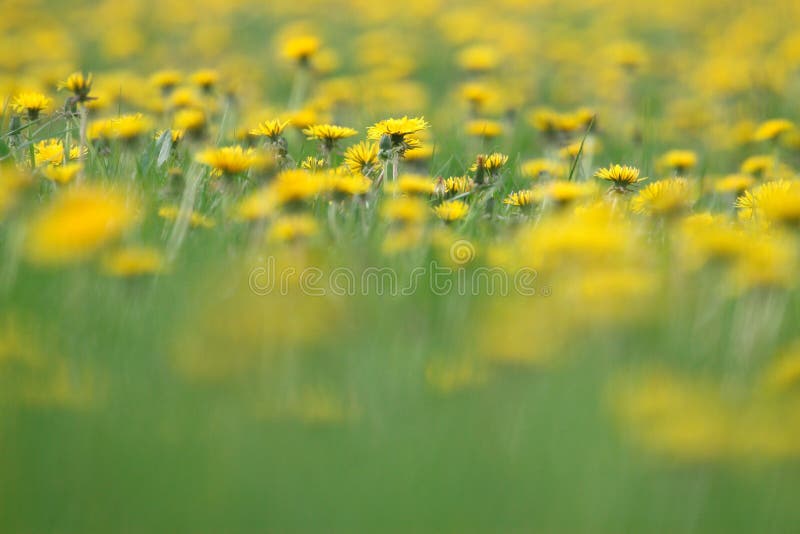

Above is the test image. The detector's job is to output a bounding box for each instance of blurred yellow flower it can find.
[25,186,139,265]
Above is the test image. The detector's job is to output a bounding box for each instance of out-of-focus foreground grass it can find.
[3,0,800,532]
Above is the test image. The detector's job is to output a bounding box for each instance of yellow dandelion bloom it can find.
[150,70,182,91]
[594,164,645,191]
[740,155,774,177]
[658,150,698,173]
[42,163,82,184]
[272,169,325,206]
[521,158,567,180]
[301,156,326,172]
[343,141,380,176]
[736,180,800,226]
[59,72,93,101]
[196,145,256,176]
[381,197,428,224]
[466,119,503,138]
[189,69,219,91]
[329,173,371,197]
[157,206,215,229]
[443,176,473,195]
[112,113,153,141]
[249,119,291,140]
[433,200,469,222]
[469,153,508,173]
[538,181,596,205]
[25,186,140,265]
[504,190,537,208]
[12,92,51,119]
[367,116,430,141]
[282,35,321,64]
[101,246,164,277]
[268,214,319,243]
[389,174,436,196]
[235,187,277,221]
[34,139,85,167]
[631,178,693,216]
[173,109,206,135]
[457,44,499,72]
[303,124,358,142]
[753,118,794,142]
[714,174,755,195]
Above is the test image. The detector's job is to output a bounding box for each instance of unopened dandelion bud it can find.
[474,156,486,185]
[434,176,447,198]
[379,133,393,160]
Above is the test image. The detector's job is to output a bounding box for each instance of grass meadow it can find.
[3,0,800,531]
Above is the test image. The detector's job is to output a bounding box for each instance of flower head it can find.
[595,164,645,191]
[658,150,698,174]
[12,92,51,120]
[282,35,321,65]
[631,178,693,216]
[434,200,469,222]
[102,246,164,277]
[466,119,503,139]
[59,72,93,102]
[196,145,256,176]
[302,124,358,150]
[190,69,219,92]
[343,141,380,176]
[736,180,800,226]
[249,119,291,141]
[25,186,140,265]
[368,116,430,154]
[504,190,537,208]
[268,214,319,243]
[42,163,82,184]
[469,153,508,175]
[753,119,794,142]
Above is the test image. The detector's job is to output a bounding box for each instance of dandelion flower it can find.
[102,246,164,277]
[434,200,469,222]
[190,69,219,92]
[466,119,503,139]
[658,150,698,174]
[631,178,693,216]
[59,72,93,102]
[735,180,800,226]
[538,181,596,206]
[282,35,321,65]
[443,176,473,196]
[25,186,140,265]
[249,119,291,141]
[343,141,380,176]
[158,206,215,229]
[12,92,51,120]
[753,119,794,142]
[469,153,508,174]
[390,174,436,196]
[381,197,428,225]
[521,159,566,180]
[150,70,182,93]
[504,190,537,208]
[42,163,82,184]
[196,145,256,176]
[302,124,358,152]
[112,113,153,141]
[367,116,430,154]
[594,164,645,192]
[268,214,319,243]
[329,173,371,198]
[714,174,755,195]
